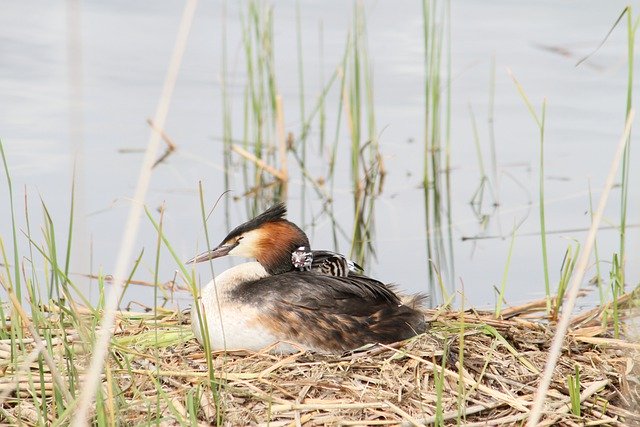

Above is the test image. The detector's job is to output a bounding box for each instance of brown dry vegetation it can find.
[0,290,639,426]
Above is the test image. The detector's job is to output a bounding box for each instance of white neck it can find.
[192,261,298,353]
[210,261,269,291]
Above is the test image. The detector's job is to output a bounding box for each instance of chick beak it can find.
[185,242,238,264]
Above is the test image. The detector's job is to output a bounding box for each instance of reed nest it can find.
[1,289,639,426]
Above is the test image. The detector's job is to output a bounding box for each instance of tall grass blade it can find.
[221,0,233,230]
[494,223,516,318]
[421,0,452,304]
[0,139,21,301]
[610,253,623,338]
[508,72,550,313]
[296,0,307,218]
[619,9,639,287]
[342,4,381,268]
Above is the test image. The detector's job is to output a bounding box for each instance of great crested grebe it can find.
[188,204,427,353]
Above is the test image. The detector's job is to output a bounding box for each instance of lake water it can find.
[1,0,639,311]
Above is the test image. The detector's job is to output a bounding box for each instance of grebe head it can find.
[291,246,313,271]
[188,203,310,274]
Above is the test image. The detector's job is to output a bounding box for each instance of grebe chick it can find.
[291,246,313,271]
[189,203,428,353]
[292,246,363,277]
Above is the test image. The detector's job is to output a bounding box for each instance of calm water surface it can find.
[1,1,639,310]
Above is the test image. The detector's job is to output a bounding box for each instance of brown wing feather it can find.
[233,271,428,352]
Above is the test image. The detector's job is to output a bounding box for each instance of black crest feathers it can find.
[223,203,288,242]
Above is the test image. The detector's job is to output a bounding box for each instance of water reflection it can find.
[0,1,638,312]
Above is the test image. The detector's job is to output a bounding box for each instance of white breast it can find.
[191,262,297,353]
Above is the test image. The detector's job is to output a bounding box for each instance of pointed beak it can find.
[185,242,238,264]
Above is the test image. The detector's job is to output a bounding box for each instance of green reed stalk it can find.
[422,0,434,294]
[568,365,581,417]
[344,4,380,267]
[240,7,253,215]
[0,140,26,380]
[495,224,516,317]
[296,0,307,218]
[610,253,622,338]
[42,203,61,301]
[23,231,93,310]
[221,0,232,230]
[0,140,21,301]
[468,104,491,219]
[434,343,446,426]
[509,73,551,313]
[239,1,281,210]
[63,176,76,288]
[329,35,349,193]
[23,189,41,309]
[620,9,639,287]
[444,0,455,293]
[197,185,224,422]
[144,203,222,424]
[318,21,326,153]
[421,0,451,302]
[187,386,201,425]
[488,56,499,199]
[273,33,345,237]
[327,39,350,251]
[152,206,164,422]
[588,181,605,305]
[362,7,379,268]
[456,298,466,424]
[52,183,83,402]
[553,242,579,321]
[348,5,363,263]
[538,101,550,313]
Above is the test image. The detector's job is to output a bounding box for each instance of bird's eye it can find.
[236,236,244,242]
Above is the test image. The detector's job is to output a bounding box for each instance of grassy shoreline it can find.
[0,288,638,425]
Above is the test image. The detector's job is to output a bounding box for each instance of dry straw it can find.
[2,290,638,425]
[527,109,635,426]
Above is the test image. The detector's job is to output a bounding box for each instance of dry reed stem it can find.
[0,345,45,403]
[231,144,287,181]
[527,109,635,426]
[276,95,288,195]
[573,336,640,350]
[1,288,73,404]
[147,118,177,168]
[83,272,187,291]
[570,288,639,328]
[70,0,199,424]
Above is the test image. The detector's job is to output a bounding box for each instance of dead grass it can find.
[1,289,639,426]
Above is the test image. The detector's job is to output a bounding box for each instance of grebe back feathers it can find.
[233,270,426,352]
